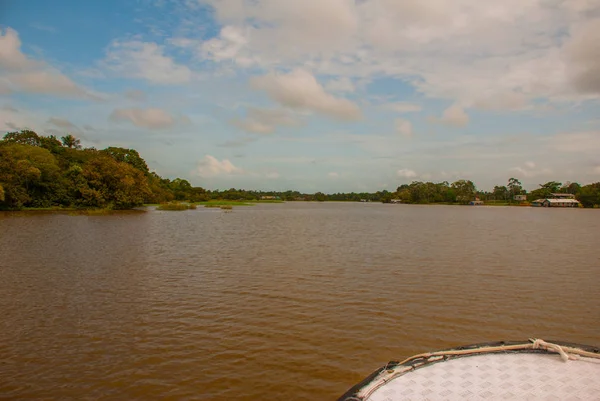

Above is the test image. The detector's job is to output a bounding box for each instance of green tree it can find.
[540,181,562,193]
[0,143,63,209]
[560,182,581,194]
[61,134,82,149]
[3,130,41,146]
[576,183,600,208]
[493,185,508,201]
[529,181,562,200]
[451,179,476,203]
[314,192,326,202]
[0,183,4,202]
[507,177,522,199]
[77,155,150,209]
[39,135,64,154]
[103,147,150,174]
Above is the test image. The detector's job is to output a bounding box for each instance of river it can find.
[1,203,598,400]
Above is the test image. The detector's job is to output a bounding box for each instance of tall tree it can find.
[507,177,523,199]
[61,134,82,149]
[560,182,581,194]
[493,185,508,201]
[451,179,476,203]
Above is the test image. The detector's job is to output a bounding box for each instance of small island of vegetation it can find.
[1,129,599,211]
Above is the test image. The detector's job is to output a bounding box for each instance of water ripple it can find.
[0,204,599,400]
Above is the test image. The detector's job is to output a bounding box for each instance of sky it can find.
[1,0,599,192]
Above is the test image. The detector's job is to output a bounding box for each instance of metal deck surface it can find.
[366,353,600,400]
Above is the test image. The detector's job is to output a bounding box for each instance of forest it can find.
[1,129,599,210]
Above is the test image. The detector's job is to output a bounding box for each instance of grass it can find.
[156,202,196,211]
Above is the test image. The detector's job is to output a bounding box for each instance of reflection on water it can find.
[1,203,599,400]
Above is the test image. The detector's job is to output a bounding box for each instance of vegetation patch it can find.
[2,130,599,210]
[157,202,196,211]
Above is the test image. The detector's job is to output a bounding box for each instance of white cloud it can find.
[105,40,192,84]
[198,0,600,109]
[328,172,339,178]
[397,169,417,178]
[251,69,361,120]
[593,166,600,175]
[201,26,251,65]
[431,104,469,127]
[510,162,552,178]
[0,27,36,71]
[109,108,184,129]
[194,155,244,177]
[232,107,299,134]
[385,102,422,113]
[325,77,355,93]
[13,71,92,97]
[395,118,413,138]
[0,27,94,98]
[203,0,358,62]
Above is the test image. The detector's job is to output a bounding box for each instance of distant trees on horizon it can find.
[1,129,599,210]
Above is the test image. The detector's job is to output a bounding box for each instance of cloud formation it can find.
[109,108,184,129]
[200,0,600,109]
[233,107,299,134]
[0,28,94,98]
[510,162,552,178]
[251,69,361,121]
[431,104,470,127]
[194,155,244,177]
[397,169,417,178]
[105,40,192,85]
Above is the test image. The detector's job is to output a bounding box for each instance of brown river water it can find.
[1,203,599,400]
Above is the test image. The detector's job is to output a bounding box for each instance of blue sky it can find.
[1,0,599,192]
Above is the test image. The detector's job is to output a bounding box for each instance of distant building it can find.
[531,198,580,208]
[390,199,402,204]
[260,196,280,200]
[513,194,527,201]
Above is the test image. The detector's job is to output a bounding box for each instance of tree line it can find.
[0,130,207,210]
[1,129,599,209]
